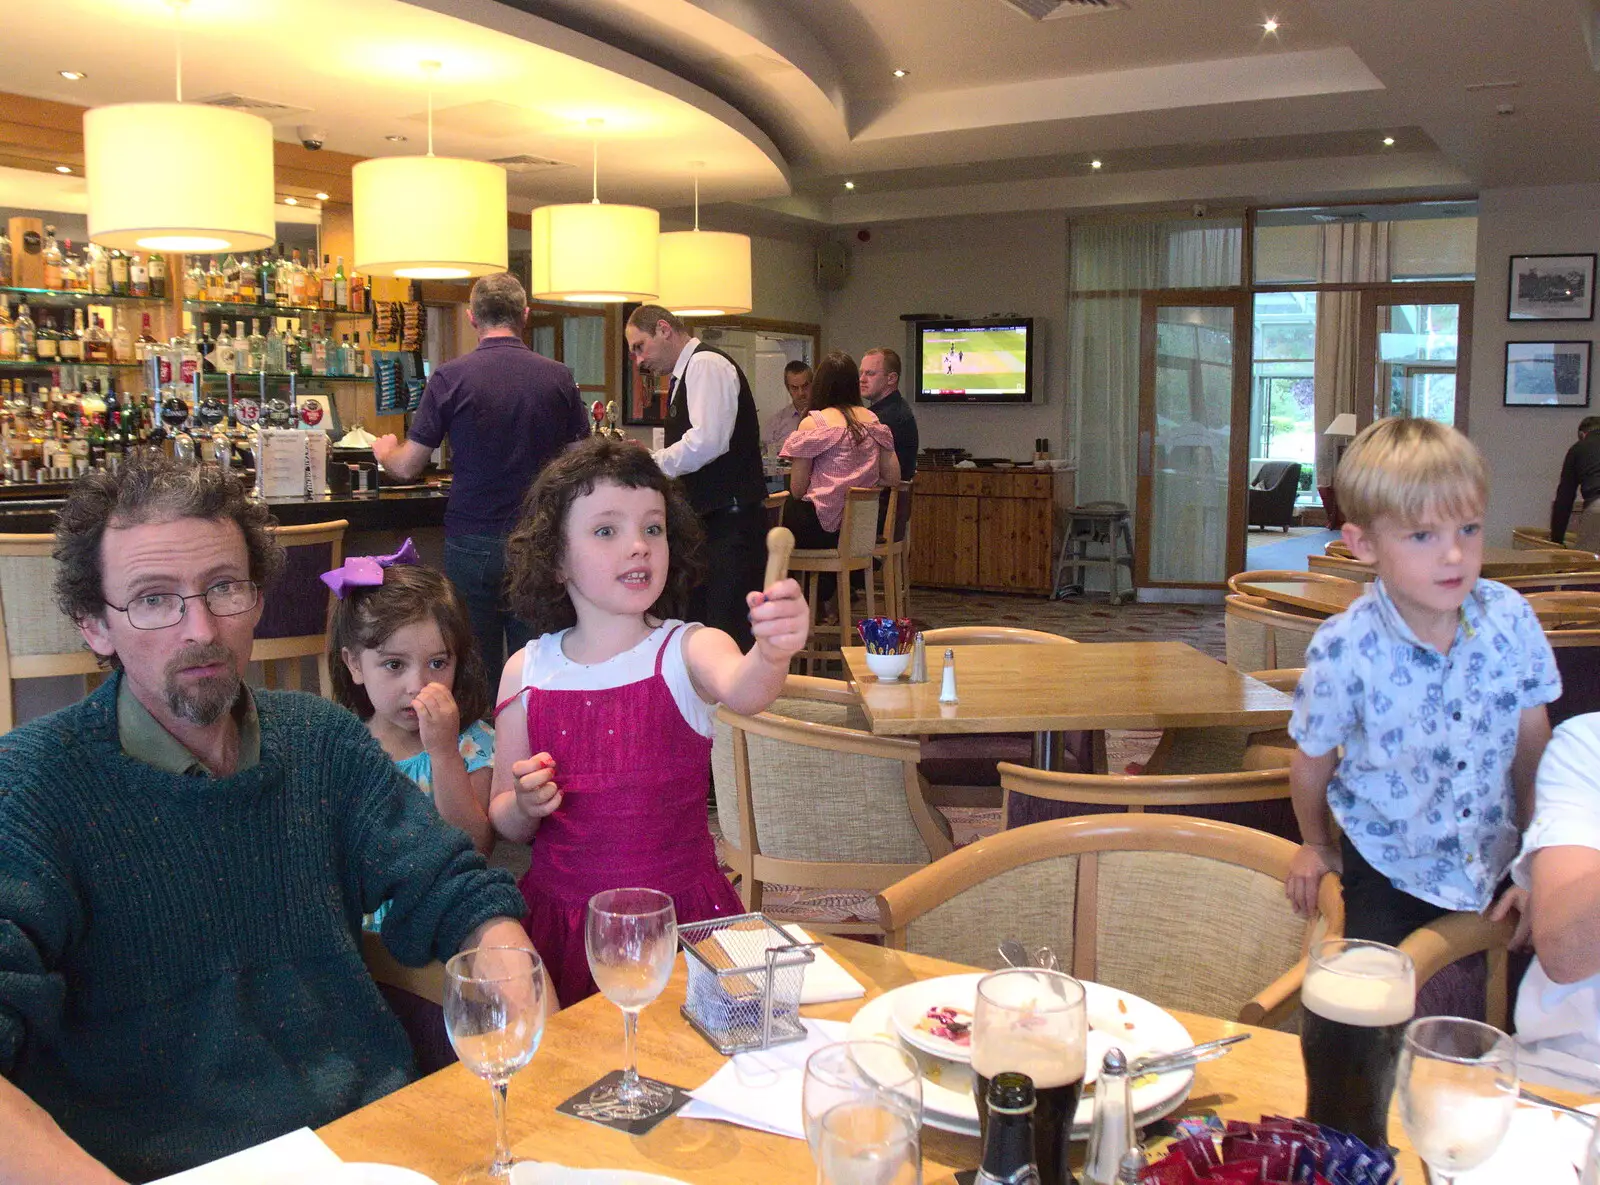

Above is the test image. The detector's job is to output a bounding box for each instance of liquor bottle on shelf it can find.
[109,249,131,298]
[148,251,167,300]
[283,320,301,374]
[310,325,328,376]
[184,257,203,300]
[88,243,110,295]
[347,265,364,314]
[82,315,112,364]
[214,321,235,375]
[14,304,35,362]
[205,256,224,302]
[320,254,335,309]
[265,318,285,374]
[200,320,217,374]
[0,230,12,288]
[59,309,83,363]
[61,241,85,291]
[334,256,349,311]
[35,312,58,363]
[246,319,266,374]
[0,298,15,362]
[274,246,293,307]
[219,253,238,303]
[42,226,63,290]
[179,318,201,385]
[136,314,159,363]
[112,315,135,365]
[129,252,149,298]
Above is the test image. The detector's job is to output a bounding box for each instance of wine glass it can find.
[442,945,547,1185]
[1397,1016,1518,1183]
[803,1040,923,1166]
[585,887,678,1118]
[816,1098,921,1185]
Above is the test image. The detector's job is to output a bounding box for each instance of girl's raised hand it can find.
[511,753,562,819]
[746,576,809,661]
[412,682,461,754]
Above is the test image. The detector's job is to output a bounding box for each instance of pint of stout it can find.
[972,969,1087,1185]
[1300,939,1416,1149]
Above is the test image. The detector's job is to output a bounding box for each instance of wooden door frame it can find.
[1134,289,1253,592]
[1354,282,1474,434]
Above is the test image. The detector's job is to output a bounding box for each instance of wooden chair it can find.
[0,533,105,734]
[1546,627,1600,729]
[870,480,913,621]
[360,928,445,1005]
[1306,553,1374,581]
[878,814,1343,1026]
[997,761,1298,840]
[1525,590,1600,630]
[251,519,348,698]
[1224,594,1321,671]
[1499,571,1600,593]
[763,490,789,529]
[1513,526,1555,550]
[788,487,885,674]
[1324,539,1354,557]
[1226,569,1358,595]
[360,929,456,1073]
[711,696,954,935]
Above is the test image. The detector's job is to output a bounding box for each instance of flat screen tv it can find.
[913,317,1034,404]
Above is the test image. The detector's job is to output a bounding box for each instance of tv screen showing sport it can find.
[916,320,1033,403]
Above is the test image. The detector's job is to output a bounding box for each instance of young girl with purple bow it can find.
[324,539,495,858]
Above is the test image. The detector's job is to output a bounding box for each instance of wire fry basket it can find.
[678,912,817,1055]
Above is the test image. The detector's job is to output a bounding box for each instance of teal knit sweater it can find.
[0,676,526,1183]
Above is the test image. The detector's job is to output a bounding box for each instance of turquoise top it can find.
[392,718,495,797]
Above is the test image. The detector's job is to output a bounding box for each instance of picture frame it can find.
[619,301,672,427]
[1504,340,1592,407]
[1508,253,1596,321]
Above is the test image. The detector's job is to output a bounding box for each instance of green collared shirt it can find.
[116,678,262,777]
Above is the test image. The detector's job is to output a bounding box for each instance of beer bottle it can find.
[976,1072,1041,1185]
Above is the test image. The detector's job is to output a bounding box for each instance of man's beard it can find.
[162,643,242,726]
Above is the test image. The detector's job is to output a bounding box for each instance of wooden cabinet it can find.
[908,466,1074,594]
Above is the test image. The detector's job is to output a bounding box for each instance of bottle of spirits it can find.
[200,320,217,374]
[274,245,293,307]
[112,315,135,365]
[348,265,366,314]
[63,241,86,291]
[129,252,149,298]
[206,256,224,302]
[34,312,58,362]
[237,254,258,305]
[246,319,266,373]
[334,256,349,310]
[180,317,201,385]
[42,225,63,289]
[109,249,131,297]
[311,326,328,376]
[137,314,159,363]
[283,320,301,375]
[215,322,236,374]
[265,318,286,374]
[82,315,112,364]
[320,254,335,309]
[184,257,203,300]
[220,253,239,303]
[148,252,167,299]
[0,230,12,287]
[0,298,15,362]
[59,309,83,363]
[90,243,111,295]
[14,304,36,362]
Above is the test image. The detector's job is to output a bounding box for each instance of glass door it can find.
[1135,292,1252,592]
[1356,283,1473,430]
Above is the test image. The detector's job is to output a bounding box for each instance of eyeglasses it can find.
[104,580,260,630]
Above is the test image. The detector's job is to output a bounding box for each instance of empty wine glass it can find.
[443,945,547,1185]
[803,1040,923,1166]
[585,887,678,1118]
[1397,1016,1518,1184]
[816,1098,920,1185]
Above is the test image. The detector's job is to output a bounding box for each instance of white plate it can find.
[852,980,1194,1138]
[340,1168,438,1185]
[511,1166,691,1185]
[889,972,984,1061]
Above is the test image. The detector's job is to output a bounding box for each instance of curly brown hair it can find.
[53,456,284,669]
[327,563,491,725]
[505,437,704,636]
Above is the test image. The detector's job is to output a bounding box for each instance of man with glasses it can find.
[0,456,533,1184]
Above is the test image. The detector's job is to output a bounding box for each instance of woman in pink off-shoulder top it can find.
[779,350,901,604]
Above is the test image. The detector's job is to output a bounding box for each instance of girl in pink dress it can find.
[490,437,810,1007]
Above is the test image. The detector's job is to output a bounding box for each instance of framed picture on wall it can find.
[619,301,672,427]
[1507,253,1596,321]
[1504,340,1592,407]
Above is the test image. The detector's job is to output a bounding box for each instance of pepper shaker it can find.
[939,647,959,703]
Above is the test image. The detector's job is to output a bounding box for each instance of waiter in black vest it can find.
[624,304,767,650]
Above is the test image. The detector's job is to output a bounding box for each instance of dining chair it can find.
[1498,571,1600,593]
[1226,569,1359,595]
[1224,594,1321,671]
[914,626,1097,804]
[251,518,349,698]
[1513,526,1556,550]
[869,480,913,620]
[763,490,789,530]
[878,813,1344,1026]
[1305,553,1374,582]
[711,697,954,935]
[1545,626,1600,729]
[0,532,105,734]
[1141,667,1300,777]
[788,486,885,675]
[1323,539,1354,558]
[1525,590,1600,630]
[997,761,1298,841]
[360,930,455,1073]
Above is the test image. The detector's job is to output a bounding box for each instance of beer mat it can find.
[555,1071,691,1136]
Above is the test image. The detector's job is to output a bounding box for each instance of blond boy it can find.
[1283,418,1559,946]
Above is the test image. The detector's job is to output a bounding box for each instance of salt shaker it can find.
[939,647,959,703]
[910,631,928,683]
[1115,1148,1145,1184]
[1084,1048,1135,1185]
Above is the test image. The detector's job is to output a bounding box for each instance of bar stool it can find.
[789,487,883,675]
[1052,501,1134,604]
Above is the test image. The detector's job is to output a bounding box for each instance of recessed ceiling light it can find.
[1091,159,1103,169]
[54,165,72,174]
[892,68,908,78]
[1382,136,1395,146]
[844,180,855,190]
[314,192,329,201]
[283,196,298,205]
[385,134,407,143]
[58,70,86,81]
[1261,17,1279,33]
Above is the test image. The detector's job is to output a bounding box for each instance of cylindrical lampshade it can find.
[84,103,276,252]
[353,156,508,279]
[530,203,659,302]
[658,230,752,316]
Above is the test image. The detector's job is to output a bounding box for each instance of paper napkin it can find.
[1454,1104,1595,1183]
[681,1017,852,1138]
[709,924,867,1005]
[149,1128,344,1184]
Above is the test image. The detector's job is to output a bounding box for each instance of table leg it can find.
[1033,730,1103,772]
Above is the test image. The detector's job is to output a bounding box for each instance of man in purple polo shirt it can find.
[374,273,589,698]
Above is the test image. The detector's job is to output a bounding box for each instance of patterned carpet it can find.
[724,587,1209,929]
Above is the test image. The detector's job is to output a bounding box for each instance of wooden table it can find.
[1324,547,1600,580]
[1235,580,1364,618]
[320,937,1578,1183]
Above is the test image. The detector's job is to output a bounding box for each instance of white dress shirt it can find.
[652,338,741,478]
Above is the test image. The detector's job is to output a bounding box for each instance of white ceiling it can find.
[4,0,1599,230]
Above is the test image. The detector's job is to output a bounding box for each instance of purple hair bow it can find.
[320,538,420,599]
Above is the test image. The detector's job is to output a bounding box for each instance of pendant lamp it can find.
[529,122,659,302]
[657,169,752,316]
[83,0,275,253]
[353,62,508,279]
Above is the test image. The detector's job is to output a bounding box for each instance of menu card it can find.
[256,429,329,500]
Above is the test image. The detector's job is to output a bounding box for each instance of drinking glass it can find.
[1582,1104,1600,1185]
[803,1040,923,1164]
[816,1099,921,1185]
[584,886,678,1117]
[442,945,547,1185]
[971,968,1087,1185]
[1397,1016,1518,1183]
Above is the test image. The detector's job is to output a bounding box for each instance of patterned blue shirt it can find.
[1289,578,1561,910]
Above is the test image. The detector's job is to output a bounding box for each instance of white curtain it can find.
[1312,223,1391,486]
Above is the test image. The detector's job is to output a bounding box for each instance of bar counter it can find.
[0,482,449,534]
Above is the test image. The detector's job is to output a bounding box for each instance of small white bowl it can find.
[865,651,911,680]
